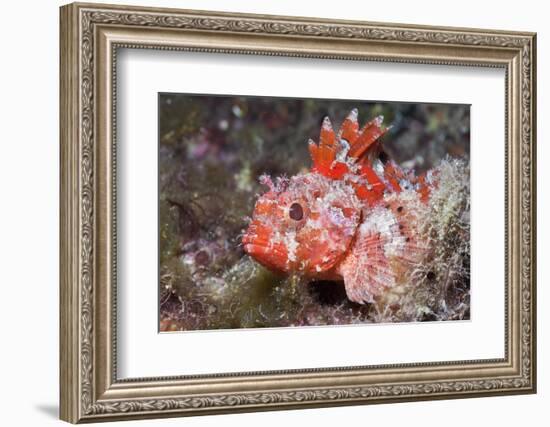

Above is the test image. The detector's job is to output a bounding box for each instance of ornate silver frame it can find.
[60,2,537,423]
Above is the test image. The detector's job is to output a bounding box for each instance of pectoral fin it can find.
[339,230,395,304]
[338,205,423,305]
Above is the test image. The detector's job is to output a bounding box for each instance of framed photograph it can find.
[60,2,537,423]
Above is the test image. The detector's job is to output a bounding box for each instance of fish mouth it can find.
[241,221,272,253]
[242,226,289,273]
[242,228,269,260]
[243,240,281,272]
[241,233,264,258]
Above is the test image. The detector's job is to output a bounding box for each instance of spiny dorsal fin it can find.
[308,110,434,205]
[338,108,359,143]
[309,109,389,179]
[348,115,387,160]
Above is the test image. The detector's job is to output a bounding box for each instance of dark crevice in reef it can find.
[308,280,348,306]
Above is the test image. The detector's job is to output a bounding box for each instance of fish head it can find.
[243,172,361,276]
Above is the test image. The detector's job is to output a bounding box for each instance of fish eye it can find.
[289,202,304,221]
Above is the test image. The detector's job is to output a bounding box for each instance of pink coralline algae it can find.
[243,109,470,319]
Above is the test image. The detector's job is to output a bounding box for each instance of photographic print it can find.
[159,94,471,332]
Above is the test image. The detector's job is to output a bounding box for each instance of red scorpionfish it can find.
[242,109,437,305]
